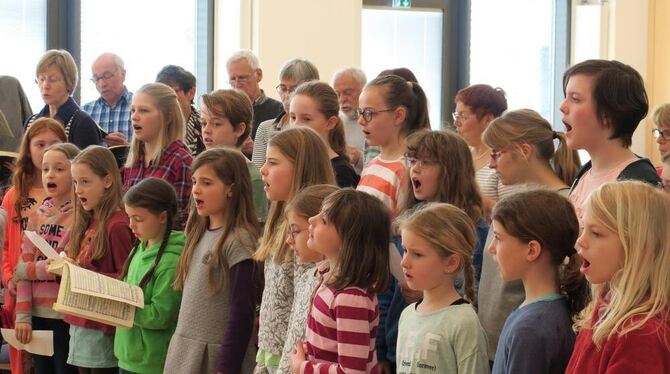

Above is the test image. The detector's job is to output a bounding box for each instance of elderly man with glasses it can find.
[227,50,284,156]
[82,52,133,146]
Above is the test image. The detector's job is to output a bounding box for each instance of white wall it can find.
[605,0,650,157]
[251,0,362,100]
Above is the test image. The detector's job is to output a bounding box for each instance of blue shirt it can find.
[492,296,575,374]
[82,87,133,141]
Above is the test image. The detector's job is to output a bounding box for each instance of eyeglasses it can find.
[356,107,395,122]
[653,128,670,141]
[287,226,308,241]
[34,76,63,86]
[452,112,471,122]
[229,75,250,84]
[490,149,507,161]
[90,70,117,84]
[276,84,297,95]
[405,157,438,169]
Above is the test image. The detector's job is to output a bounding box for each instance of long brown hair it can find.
[67,146,124,261]
[321,188,390,292]
[492,189,589,319]
[293,81,348,162]
[399,130,483,223]
[174,148,260,295]
[254,127,336,263]
[12,118,67,223]
[482,109,581,185]
[397,202,478,302]
[120,178,178,289]
[286,184,339,222]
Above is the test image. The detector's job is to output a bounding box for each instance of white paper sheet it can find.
[1,328,54,356]
[24,230,60,260]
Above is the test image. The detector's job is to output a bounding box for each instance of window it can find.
[470,0,569,128]
[361,7,444,129]
[215,0,243,89]
[0,0,47,111]
[79,0,197,104]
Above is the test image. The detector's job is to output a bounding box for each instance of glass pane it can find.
[470,0,554,123]
[573,4,606,63]
[361,8,444,129]
[80,0,196,104]
[216,0,242,89]
[0,0,47,111]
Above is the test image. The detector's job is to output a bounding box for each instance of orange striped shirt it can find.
[357,157,407,217]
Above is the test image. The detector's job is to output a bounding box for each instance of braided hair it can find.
[120,177,178,289]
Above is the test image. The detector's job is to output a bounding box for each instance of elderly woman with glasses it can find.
[251,58,320,169]
[26,49,102,150]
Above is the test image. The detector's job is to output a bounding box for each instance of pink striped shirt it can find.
[357,156,407,217]
[14,198,73,323]
[301,266,380,374]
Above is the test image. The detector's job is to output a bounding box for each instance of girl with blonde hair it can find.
[566,181,670,373]
[254,127,335,373]
[395,203,489,373]
[482,109,580,193]
[122,82,192,229]
[65,146,134,372]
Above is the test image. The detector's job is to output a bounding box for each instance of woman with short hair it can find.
[27,49,102,150]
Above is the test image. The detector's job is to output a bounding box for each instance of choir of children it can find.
[2,58,668,374]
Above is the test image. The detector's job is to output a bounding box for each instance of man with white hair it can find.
[227,50,283,154]
[332,67,367,170]
[82,52,133,146]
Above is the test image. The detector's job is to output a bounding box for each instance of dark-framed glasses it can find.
[405,156,438,169]
[653,128,670,141]
[356,107,395,122]
[288,226,308,241]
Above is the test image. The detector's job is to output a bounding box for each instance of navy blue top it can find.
[32,96,102,150]
[493,297,575,374]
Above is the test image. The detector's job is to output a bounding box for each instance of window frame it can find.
[45,0,215,104]
[362,0,466,129]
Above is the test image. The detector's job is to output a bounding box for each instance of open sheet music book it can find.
[47,260,144,328]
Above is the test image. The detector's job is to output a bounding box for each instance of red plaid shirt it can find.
[122,140,192,229]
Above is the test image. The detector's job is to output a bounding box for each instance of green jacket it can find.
[114,230,185,374]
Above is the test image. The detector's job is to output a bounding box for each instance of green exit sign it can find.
[392,0,412,8]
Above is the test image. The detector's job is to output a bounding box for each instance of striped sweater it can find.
[356,156,407,217]
[14,198,73,323]
[301,265,380,374]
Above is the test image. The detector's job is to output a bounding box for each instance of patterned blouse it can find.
[185,105,205,156]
